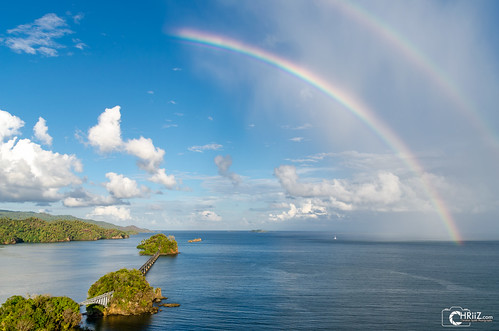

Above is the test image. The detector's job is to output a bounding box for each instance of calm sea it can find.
[0,231,497,330]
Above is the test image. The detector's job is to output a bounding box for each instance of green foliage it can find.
[0,295,80,330]
[87,268,155,313]
[0,210,151,234]
[136,234,178,255]
[0,218,129,244]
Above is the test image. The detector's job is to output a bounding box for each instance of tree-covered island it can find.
[136,234,178,255]
[86,268,164,317]
[0,218,129,245]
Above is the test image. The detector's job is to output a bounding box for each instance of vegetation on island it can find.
[137,234,178,255]
[87,268,161,316]
[0,218,129,245]
[0,210,152,234]
[0,294,80,330]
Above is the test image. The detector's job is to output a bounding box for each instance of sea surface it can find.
[0,231,498,330]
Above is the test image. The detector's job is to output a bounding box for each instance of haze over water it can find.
[1,232,497,330]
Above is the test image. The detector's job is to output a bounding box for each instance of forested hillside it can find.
[0,218,129,244]
[0,210,151,234]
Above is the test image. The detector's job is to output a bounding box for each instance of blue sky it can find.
[1,0,498,240]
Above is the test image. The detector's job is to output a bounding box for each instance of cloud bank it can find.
[0,109,82,203]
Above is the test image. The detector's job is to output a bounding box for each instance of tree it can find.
[0,295,81,330]
[136,234,178,255]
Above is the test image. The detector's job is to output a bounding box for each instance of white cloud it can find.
[73,40,86,50]
[214,154,241,185]
[86,106,177,190]
[188,143,223,153]
[172,67,182,71]
[89,206,131,221]
[88,105,123,153]
[290,137,304,143]
[163,123,178,129]
[3,13,74,57]
[63,194,117,208]
[0,110,82,202]
[0,137,83,202]
[147,90,154,94]
[105,172,146,198]
[149,168,177,189]
[274,165,403,211]
[198,210,222,222]
[269,200,327,221]
[73,13,84,24]
[125,137,165,173]
[33,117,52,146]
[0,110,24,141]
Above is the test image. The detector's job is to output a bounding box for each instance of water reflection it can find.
[85,314,152,331]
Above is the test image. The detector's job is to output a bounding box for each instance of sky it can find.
[1,0,499,240]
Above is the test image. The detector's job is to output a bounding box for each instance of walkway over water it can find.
[79,291,114,307]
[139,250,161,275]
[80,249,161,307]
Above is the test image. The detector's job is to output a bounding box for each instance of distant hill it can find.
[0,210,152,234]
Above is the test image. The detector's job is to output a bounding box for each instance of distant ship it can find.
[334,235,337,240]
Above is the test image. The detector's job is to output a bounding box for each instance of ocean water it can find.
[0,231,497,330]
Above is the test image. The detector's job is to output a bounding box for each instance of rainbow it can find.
[331,0,499,151]
[174,28,463,243]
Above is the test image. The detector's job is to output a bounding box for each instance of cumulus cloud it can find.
[88,106,123,153]
[214,155,241,185]
[198,210,222,222]
[188,143,223,153]
[0,110,82,202]
[148,168,177,189]
[274,165,403,212]
[89,206,131,221]
[125,137,164,173]
[33,117,52,146]
[86,106,177,189]
[105,172,146,198]
[269,200,327,221]
[0,110,24,141]
[3,13,74,57]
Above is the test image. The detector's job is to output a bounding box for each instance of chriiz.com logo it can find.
[442,306,494,327]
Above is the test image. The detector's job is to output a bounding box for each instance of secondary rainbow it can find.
[332,0,499,151]
[174,28,463,244]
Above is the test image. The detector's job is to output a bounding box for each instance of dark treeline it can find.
[0,218,129,244]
